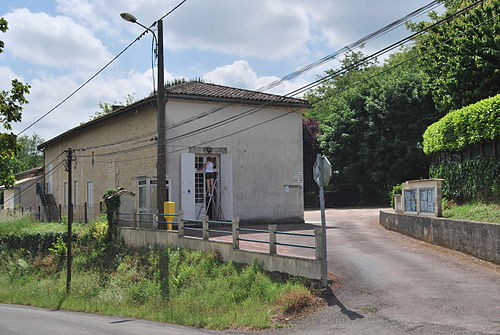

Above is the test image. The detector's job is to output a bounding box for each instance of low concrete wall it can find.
[119,228,322,280]
[380,211,500,265]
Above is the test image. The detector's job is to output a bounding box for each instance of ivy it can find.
[423,94,500,154]
[103,189,121,241]
[0,232,71,255]
[429,157,500,203]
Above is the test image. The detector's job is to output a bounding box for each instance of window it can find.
[137,177,170,212]
[86,181,93,206]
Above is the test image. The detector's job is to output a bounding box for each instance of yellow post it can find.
[164,201,175,230]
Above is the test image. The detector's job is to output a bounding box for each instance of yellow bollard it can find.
[164,201,175,230]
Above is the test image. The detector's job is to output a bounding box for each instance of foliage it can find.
[430,157,500,203]
[0,17,31,188]
[307,50,439,203]
[5,134,45,174]
[103,189,121,241]
[442,201,500,223]
[303,118,321,193]
[89,93,136,122]
[409,0,499,114]
[389,184,403,207]
[0,231,69,255]
[422,94,500,154]
[0,243,311,329]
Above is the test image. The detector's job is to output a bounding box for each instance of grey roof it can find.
[38,81,309,149]
[166,81,309,106]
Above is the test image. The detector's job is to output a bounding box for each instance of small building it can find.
[37,82,309,224]
[1,166,44,212]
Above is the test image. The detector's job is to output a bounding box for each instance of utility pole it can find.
[65,148,73,293]
[156,18,167,227]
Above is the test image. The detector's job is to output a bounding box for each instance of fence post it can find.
[21,207,24,215]
[84,202,88,224]
[314,227,324,262]
[178,210,184,238]
[59,204,62,222]
[132,210,137,229]
[38,205,41,221]
[202,215,209,240]
[99,201,102,213]
[269,224,277,255]
[232,217,240,249]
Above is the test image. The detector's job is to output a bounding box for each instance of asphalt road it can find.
[2,208,500,335]
[257,208,500,335]
[0,304,217,335]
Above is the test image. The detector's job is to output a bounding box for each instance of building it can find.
[1,166,44,212]
[38,82,309,224]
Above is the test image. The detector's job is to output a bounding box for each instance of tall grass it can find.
[0,216,313,329]
[0,212,93,235]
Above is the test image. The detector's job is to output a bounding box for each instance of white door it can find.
[220,154,233,220]
[181,153,195,219]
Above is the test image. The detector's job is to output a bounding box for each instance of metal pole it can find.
[317,154,328,288]
[156,18,167,225]
[66,148,73,293]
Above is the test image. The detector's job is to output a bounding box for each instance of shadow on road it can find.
[320,287,364,320]
[109,319,134,324]
[51,294,67,311]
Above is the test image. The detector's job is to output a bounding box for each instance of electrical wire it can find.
[15,0,190,136]
[57,0,443,153]
[81,8,496,165]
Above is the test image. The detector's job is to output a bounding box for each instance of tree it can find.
[0,18,31,188]
[89,93,136,121]
[9,134,45,174]
[303,118,322,193]
[307,50,439,203]
[409,0,499,113]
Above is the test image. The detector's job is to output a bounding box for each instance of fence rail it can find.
[115,211,321,260]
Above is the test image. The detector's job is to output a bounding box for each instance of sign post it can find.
[313,154,332,288]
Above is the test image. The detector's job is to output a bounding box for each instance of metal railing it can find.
[117,210,323,260]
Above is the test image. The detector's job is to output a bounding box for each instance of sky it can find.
[0,0,443,141]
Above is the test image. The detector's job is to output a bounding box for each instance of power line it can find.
[79,6,496,165]
[15,0,189,136]
[60,0,443,153]
[71,0,483,158]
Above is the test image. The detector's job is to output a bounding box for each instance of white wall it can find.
[165,100,304,223]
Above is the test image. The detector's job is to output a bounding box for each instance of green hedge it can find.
[423,94,500,154]
[0,232,69,255]
[429,158,500,203]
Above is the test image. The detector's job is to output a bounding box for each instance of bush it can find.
[389,184,402,207]
[0,232,70,256]
[430,157,500,203]
[423,94,500,154]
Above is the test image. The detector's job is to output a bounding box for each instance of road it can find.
[2,208,500,335]
[258,208,500,335]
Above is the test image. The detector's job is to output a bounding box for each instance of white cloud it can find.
[13,68,177,140]
[0,66,23,90]
[203,60,307,97]
[3,8,112,70]
[55,0,311,60]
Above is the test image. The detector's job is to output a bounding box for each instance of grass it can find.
[0,215,315,329]
[442,201,500,223]
[0,212,93,235]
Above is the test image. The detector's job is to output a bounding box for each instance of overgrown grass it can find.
[0,212,92,235]
[442,201,500,223]
[0,216,314,329]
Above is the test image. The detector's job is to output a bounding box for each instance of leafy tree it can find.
[409,0,499,113]
[0,18,31,188]
[9,134,45,174]
[307,50,439,203]
[89,93,136,121]
[303,118,321,193]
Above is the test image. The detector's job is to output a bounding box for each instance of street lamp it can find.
[121,13,167,226]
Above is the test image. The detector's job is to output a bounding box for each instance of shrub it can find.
[422,94,500,154]
[430,158,500,203]
[389,184,402,207]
